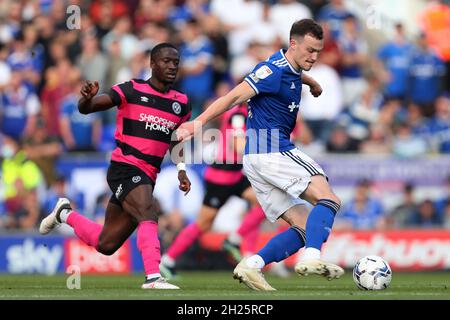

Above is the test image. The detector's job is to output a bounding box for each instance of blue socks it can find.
[258,226,306,264]
[305,199,340,250]
[255,199,340,266]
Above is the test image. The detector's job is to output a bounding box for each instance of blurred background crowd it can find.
[0,0,449,244]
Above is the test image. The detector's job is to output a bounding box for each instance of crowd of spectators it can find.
[0,0,449,232]
[334,177,450,230]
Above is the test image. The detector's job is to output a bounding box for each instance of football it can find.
[353,255,392,290]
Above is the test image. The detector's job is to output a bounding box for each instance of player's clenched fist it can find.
[80,80,99,99]
[309,82,322,98]
[178,170,191,196]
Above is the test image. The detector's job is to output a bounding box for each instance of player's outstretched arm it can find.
[301,73,322,97]
[176,81,255,141]
[197,81,255,125]
[78,80,115,114]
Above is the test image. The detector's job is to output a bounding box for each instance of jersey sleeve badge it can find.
[255,65,273,80]
[249,65,273,83]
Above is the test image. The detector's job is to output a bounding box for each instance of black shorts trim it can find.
[107,161,155,205]
[202,176,251,209]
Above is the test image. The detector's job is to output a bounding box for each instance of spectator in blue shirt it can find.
[179,18,214,118]
[376,23,413,101]
[6,31,41,88]
[336,179,386,230]
[42,175,84,223]
[0,69,40,140]
[387,183,419,229]
[337,76,383,143]
[436,176,450,220]
[59,81,102,152]
[22,22,45,75]
[422,95,450,153]
[168,0,210,30]
[443,200,450,229]
[408,34,446,116]
[316,0,353,40]
[406,199,442,229]
[338,14,369,107]
[391,121,428,158]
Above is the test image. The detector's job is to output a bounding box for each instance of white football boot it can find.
[141,277,180,289]
[39,198,72,235]
[233,258,276,291]
[295,259,344,280]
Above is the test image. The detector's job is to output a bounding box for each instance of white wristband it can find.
[177,162,186,172]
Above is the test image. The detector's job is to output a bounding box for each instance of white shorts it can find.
[243,148,326,222]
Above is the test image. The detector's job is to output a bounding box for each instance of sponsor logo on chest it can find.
[288,102,300,112]
[139,113,177,134]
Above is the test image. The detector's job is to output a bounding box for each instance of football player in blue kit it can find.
[177,19,344,291]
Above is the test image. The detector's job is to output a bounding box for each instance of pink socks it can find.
[237,206,266,255]
[166,223,202,260]
[67,211,102,248]
[67,212,162,277]
[137,220,161,275]
[238,206,265,236]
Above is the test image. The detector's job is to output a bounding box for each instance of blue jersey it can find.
[244,49,302,154]
[409,49,445,104]
[339,198,384,230]
[61,93,100,149]
[377,42,412,98]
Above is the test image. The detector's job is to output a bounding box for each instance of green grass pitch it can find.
[0,271,449,300]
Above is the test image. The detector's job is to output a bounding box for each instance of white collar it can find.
[280,49,301,75]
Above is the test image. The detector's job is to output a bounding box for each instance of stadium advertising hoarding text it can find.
[1,231,450,274]
[202,230,450,271]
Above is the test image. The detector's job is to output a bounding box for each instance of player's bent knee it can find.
[313,194,341,207]
[134,205,158,222]
[328,195,341,208]
[97,241,120,256]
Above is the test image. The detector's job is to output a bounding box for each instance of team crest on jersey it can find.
[132,176,141,183]
[254,65,273,80]
[209,197,220,207]
[172,102,181,114]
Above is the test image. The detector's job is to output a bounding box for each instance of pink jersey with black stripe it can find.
[109,79,191,182]
[204,104,247,185]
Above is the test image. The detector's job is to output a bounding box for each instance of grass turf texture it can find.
[0,271,449,300]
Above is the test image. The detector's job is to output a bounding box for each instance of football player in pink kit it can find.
[39,43,191,289]
[160,103,268,279]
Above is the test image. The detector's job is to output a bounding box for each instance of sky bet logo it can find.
[6,239,62,274]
